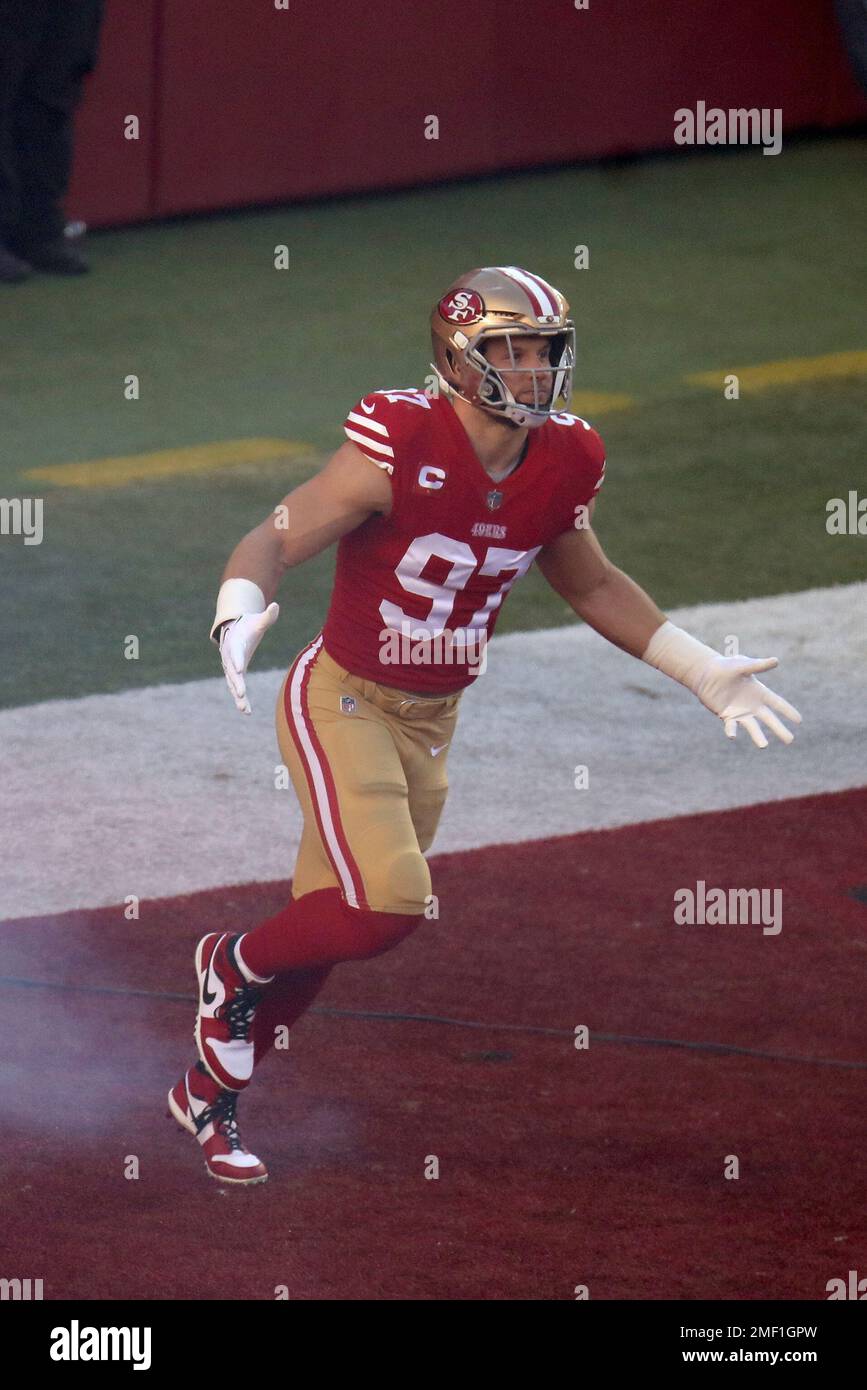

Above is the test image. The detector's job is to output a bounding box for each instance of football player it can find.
[167,266,801,1184]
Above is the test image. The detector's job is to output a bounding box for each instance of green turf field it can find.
[2,138,865,709]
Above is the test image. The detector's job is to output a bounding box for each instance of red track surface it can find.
[3,788,865,1300]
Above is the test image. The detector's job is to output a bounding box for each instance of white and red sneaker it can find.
[167,1062,268,1185]
[194,932,273,1090]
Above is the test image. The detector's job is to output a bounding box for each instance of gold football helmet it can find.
[430,266,575,427]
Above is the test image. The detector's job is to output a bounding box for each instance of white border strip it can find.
[287,637,360,909]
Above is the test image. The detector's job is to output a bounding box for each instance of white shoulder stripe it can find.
[344,431,395,472]
[344,427,395,458]
[346,410,390,437]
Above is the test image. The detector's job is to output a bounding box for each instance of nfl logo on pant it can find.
[340,695,356,714]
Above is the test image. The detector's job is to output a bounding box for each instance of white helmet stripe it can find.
[497,265,557,320]
[521,268,563,316]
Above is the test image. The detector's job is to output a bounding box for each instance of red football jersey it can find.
[321,387,606,693]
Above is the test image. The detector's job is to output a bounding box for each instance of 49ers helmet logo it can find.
[438,289,485,325]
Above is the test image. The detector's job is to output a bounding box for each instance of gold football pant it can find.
[276,634,462,914]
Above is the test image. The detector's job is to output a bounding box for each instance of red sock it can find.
[252,965,333,1067]
[240,886,422,978]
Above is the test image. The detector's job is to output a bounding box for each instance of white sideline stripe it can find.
[288,636,359,908]
[344,428,395,458]
[0,581,864,920]
[346,411,389,437]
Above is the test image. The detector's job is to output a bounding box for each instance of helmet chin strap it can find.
[432,364,499,419]
[431,364,548,428]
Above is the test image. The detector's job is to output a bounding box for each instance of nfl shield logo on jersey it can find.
[340,695,356,714]
[486,489,504,511]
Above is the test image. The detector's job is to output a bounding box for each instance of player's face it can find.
[482,334,554,405]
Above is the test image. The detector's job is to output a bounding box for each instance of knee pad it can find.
[365,846,432,916]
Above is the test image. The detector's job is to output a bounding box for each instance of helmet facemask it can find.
[441,325,575,428]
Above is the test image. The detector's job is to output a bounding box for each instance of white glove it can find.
[218,605,280,715]
[642,621,802,749]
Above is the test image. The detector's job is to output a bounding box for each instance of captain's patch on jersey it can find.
[416,464,447,491]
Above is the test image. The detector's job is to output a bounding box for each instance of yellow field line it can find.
[19,351,867,489]
[23,438,316,488]
[686,349,867,391]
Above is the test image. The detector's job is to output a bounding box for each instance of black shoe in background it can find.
[23,239,90,275]
[0,244,33,282]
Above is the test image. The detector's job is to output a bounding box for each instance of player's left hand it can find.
[692,654,802,748]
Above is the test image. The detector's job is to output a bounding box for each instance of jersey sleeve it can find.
[548,416,607,538]
[342,388,433,477]
[343,393,399,474]
[576,421,606,503]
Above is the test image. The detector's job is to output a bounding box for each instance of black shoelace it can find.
[220,983,262,1040]
[196,1090,242,1151]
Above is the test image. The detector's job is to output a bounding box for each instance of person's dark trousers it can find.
[0,0,104,253]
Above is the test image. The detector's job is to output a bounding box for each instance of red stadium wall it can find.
[69,0,867,228]
[67,0,157,227]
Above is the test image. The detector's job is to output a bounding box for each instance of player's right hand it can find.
[218,603,279,715]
